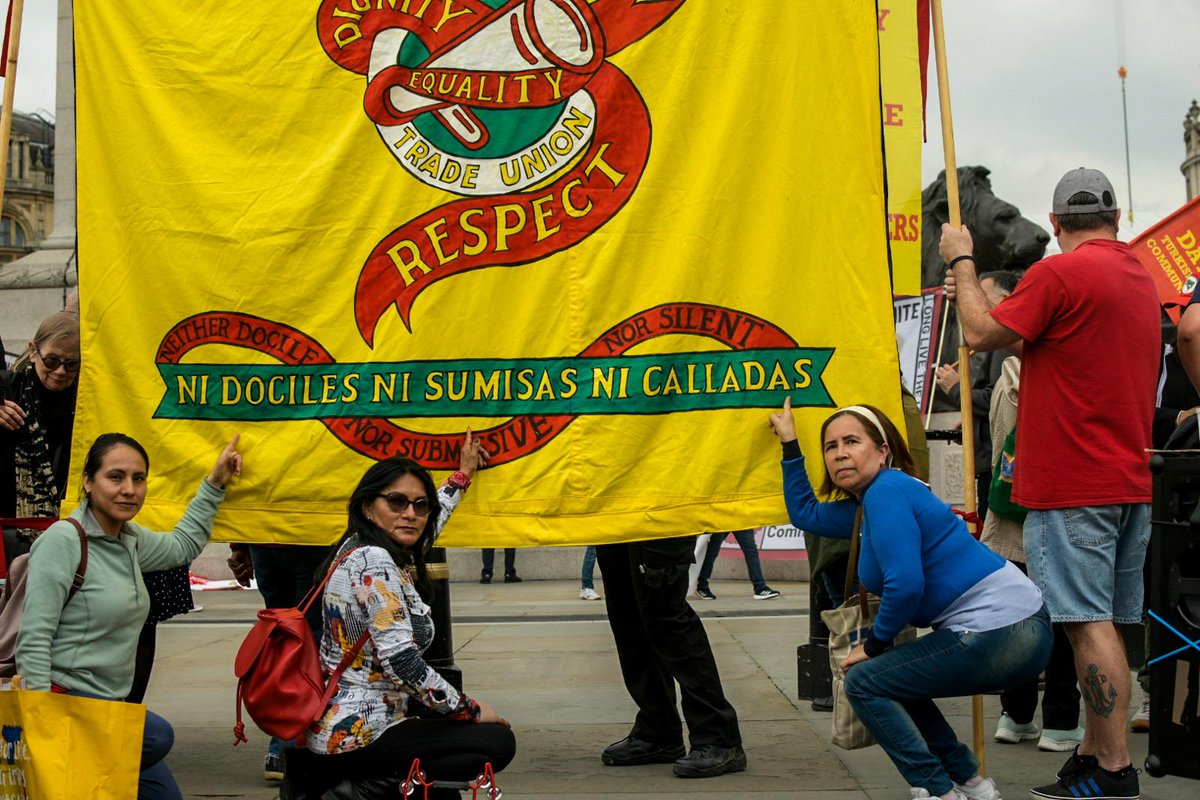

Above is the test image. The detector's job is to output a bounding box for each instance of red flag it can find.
[1129,195,1200,322]
[0,0,12,79]
[917,0,931,139]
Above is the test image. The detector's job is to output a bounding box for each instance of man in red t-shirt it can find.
[940,168,1158,800]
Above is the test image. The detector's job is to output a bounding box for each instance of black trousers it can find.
[999,561,1081,729]
[287,719,515,799]
[596,537,741,748]
[480,548,516,575]
[249,544,332,637]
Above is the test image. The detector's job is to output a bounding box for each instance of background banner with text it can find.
[894,288,944,415]
[1129,195,1200,319]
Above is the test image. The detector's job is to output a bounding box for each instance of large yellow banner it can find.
[74,1,902,546]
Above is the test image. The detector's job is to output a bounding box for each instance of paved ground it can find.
[153,579,1196,799]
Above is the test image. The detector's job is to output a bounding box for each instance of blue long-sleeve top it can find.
[781,448,1005,652]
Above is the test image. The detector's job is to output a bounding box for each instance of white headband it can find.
[835,405,893,466]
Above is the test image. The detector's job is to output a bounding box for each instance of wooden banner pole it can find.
[930,0,986,774]
[0,0,27,214]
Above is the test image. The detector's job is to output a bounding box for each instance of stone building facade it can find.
[1,111,54,265]
[0,0,77,361]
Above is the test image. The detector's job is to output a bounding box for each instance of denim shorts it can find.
[1023,504,1150,624]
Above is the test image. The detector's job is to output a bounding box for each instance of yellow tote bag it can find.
[0,688,144,799]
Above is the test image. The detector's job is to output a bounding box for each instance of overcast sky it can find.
[12,1,1200,240]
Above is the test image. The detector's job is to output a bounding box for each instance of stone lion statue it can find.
[921,166,1050,288]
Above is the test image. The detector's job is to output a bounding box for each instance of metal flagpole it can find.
[1119,66,1134,224]
[929,0,987,773]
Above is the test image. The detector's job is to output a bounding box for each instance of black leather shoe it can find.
[672,744,747,778]
[504,572,523,583]
[601,736,685,766]
[479,571,492,584]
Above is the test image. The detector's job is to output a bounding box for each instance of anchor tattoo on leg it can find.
[1083,663,1118,718]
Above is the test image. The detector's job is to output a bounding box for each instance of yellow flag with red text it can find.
[73,1,902,545]
[880,0,926,295]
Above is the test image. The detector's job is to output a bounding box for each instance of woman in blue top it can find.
[770,398,1051,800]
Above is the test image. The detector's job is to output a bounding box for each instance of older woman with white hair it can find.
[1,311,81,564]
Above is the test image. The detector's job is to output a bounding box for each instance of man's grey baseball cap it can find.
[1052,168,1118,215]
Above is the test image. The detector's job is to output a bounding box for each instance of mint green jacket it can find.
[16,480,223,697]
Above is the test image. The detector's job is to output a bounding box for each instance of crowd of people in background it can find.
[0,166,1185,800]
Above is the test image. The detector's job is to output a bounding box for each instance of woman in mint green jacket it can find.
[17,432,242,800]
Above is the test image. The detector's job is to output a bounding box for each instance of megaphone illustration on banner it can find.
[366,0,605,149]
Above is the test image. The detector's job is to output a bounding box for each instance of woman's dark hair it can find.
[816,404,917,499]
[81,433,150,494]
[319,457,441,585]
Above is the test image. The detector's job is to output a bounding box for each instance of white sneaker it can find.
[954,776,1002,800]
[1131,693,1150,733]
[579,587,601,601]
[911,789,969,800]
[1036,725,1084,752]
[994,712,1039,743]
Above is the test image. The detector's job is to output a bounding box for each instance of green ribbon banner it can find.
[154,348,834,421]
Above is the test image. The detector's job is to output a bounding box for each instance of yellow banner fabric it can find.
[74,0,902,546]
[880,1,924,296]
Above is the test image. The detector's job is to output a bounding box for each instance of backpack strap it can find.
[64,519,89,605]
[309,546,373,715]
[842,507,873,623]
[298,545,359,616]
[844,506,863,605]
[316,629,372,716]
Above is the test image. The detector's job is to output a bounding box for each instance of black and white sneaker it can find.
[696,586,716,600]
[1056,747,1098,780]
[263,752,284,782]
[753,587,781,600]
[1031,762,1139,800]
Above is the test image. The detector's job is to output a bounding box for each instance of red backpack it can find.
[233,547,369,744]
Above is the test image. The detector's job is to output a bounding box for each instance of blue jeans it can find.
[696,530,766,593]
[844,607,1052,795]
[1023,504,1150,623]
[66,691,180,800]
[581,545,597,590]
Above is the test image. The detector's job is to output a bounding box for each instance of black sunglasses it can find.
[377,493,432,515]
[35,346,81,373]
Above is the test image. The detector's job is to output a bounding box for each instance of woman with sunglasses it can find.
[1,311,81,565]
[288,434,515,798]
